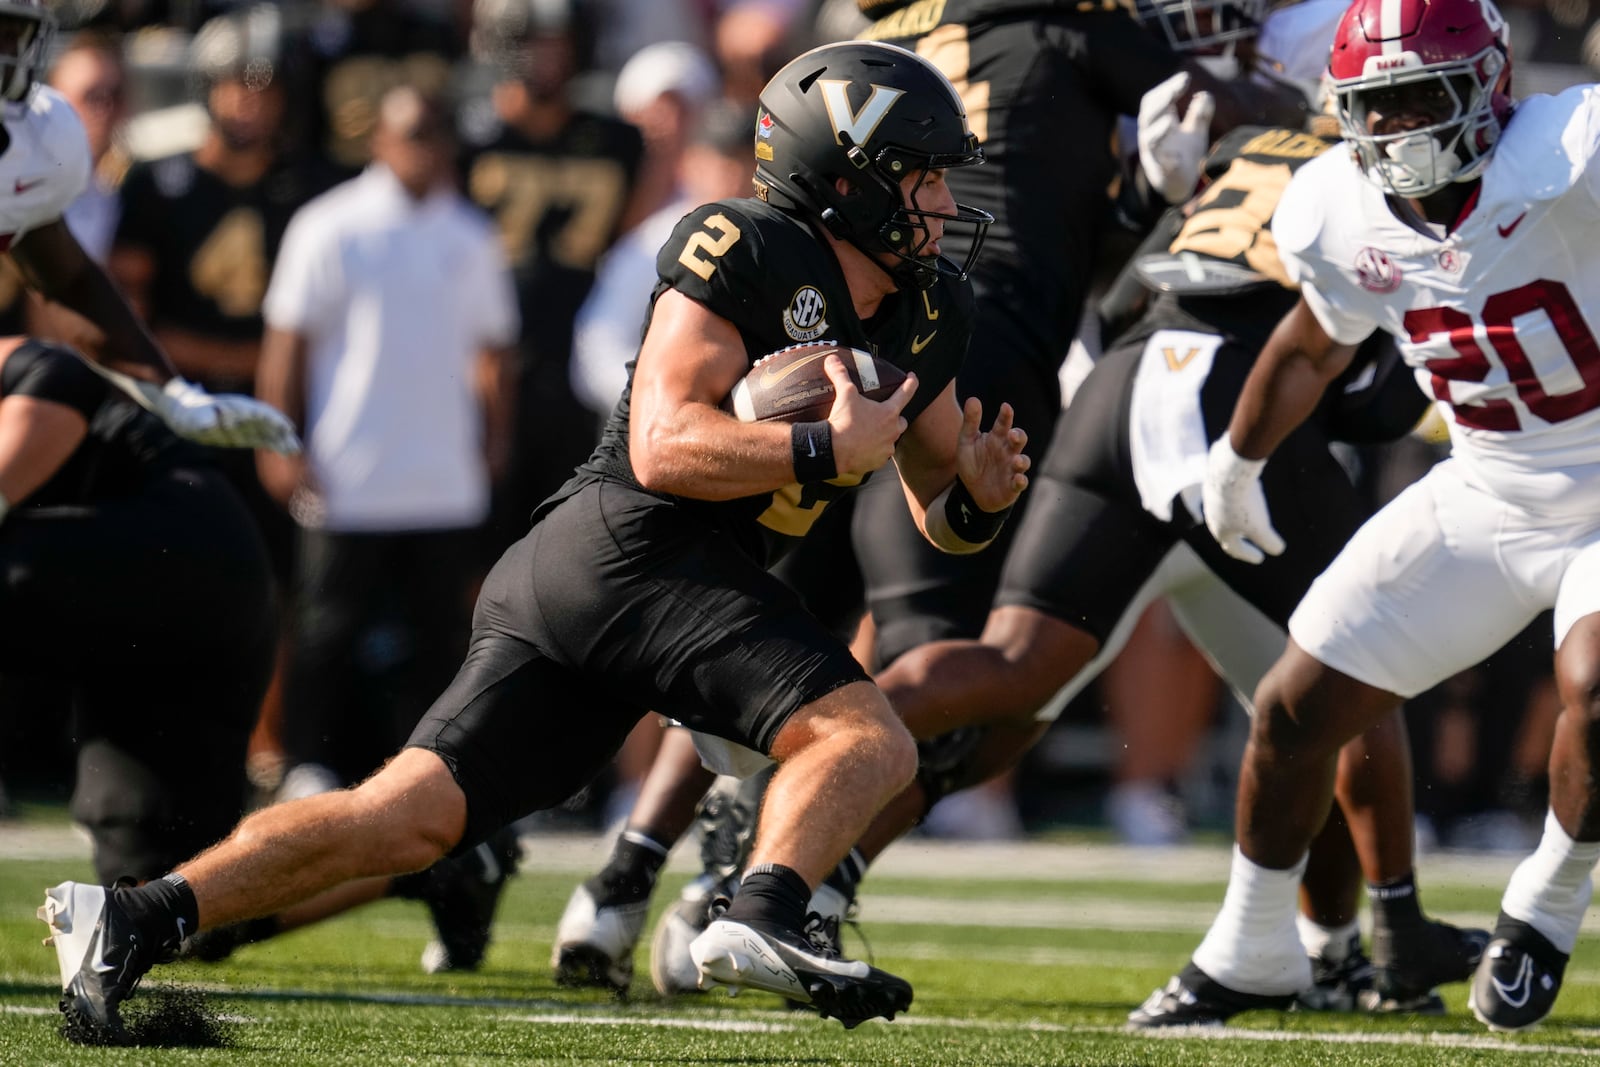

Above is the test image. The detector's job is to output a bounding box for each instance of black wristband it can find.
[791,421,836,483]
[945,478,1011,545]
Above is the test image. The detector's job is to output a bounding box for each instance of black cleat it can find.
[394,826,522,973]
[175,916,280,964]
[1297,933,1381,1013]
[689,916,912,1028]
[1128,962,1296,1028]
[38,880,177,1045]
[1370,916,1489,1011]
[1470,913,1569,1032]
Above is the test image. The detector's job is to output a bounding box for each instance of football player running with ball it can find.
[1158,0,1600,1032]
[36,41,1029,1043]
[0,0,297,453]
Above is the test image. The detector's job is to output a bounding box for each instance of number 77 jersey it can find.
[1274,85,1600,507]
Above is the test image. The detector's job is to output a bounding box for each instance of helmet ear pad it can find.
[795,145,912,253]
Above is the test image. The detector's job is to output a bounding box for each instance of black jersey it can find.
[862,0,1185,370]
[0,341,191,506]
[297,7,463,175]
[564,198,974,563]
[114,154,327,383]
[465,113,643,321]
[1113,125,1426,439]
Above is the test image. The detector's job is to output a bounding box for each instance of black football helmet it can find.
[754,41,991,290]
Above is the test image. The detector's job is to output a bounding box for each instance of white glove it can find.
[142,376,302,453]
[1137,72,1215,205]
[1202,435,1285,564]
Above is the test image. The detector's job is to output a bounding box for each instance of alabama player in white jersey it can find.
[1148,0,1600,1033]
[0,0,297,452]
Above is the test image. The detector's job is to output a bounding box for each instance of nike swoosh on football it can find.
[759,352,827,388]
[1490,954,1535,1008]
[1497,212,1528,238]
[911,331,936,354]
[14,177,45,194]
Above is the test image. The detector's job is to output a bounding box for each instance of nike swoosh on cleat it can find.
[1490,954,1535,1008]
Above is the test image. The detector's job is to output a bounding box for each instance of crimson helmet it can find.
[1328,0,1512,198]
[0,0,54,104]
[754,41,991,290]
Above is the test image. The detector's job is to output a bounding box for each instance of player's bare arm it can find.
[1204,297,1362,564]
[629,290,914,499]
[12,221,299,454]
[9,219,176,381]
[254,324,311,507]
[894,379,1029,554]
[1229,297,1360,458]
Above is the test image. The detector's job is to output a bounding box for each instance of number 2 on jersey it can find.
[678,214,743,281]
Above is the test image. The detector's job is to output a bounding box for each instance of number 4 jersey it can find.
[1276,85,1600,509]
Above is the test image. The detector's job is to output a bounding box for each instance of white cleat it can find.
[689,916,911,1028]
[551,883,647,994]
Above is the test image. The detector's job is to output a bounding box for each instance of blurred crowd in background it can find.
[1,0,1598,853]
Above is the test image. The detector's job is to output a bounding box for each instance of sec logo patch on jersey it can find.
[782,285,828,342]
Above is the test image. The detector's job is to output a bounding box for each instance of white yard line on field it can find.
[10,977,1600,1056]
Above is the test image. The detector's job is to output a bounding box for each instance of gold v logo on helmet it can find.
[818,81,905,147]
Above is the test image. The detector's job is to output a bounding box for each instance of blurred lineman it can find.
[38,41,1028,1042]
[0,338,274,886]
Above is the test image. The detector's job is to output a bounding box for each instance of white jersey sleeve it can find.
[1273,86,1600,512]
[1273,151,1381,346]
[1574,85,1600,210]
[0,87,91,247]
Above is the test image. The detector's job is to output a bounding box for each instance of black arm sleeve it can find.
[0,340,109,418]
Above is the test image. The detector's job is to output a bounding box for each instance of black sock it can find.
[585,829,669,905]
[823,848,867,902]
[117,873,200,946]
[723,863,811,930]
[1369,872,1424,929]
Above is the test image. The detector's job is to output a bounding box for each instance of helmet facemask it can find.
[1134,0,1267,75]
[1336,44,1508,199]
[823,135,991,290]
[0,2,54,105]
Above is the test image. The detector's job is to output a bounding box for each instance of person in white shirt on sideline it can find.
[255,83,518,806]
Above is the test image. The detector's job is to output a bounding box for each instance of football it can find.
[723,340,908,424]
